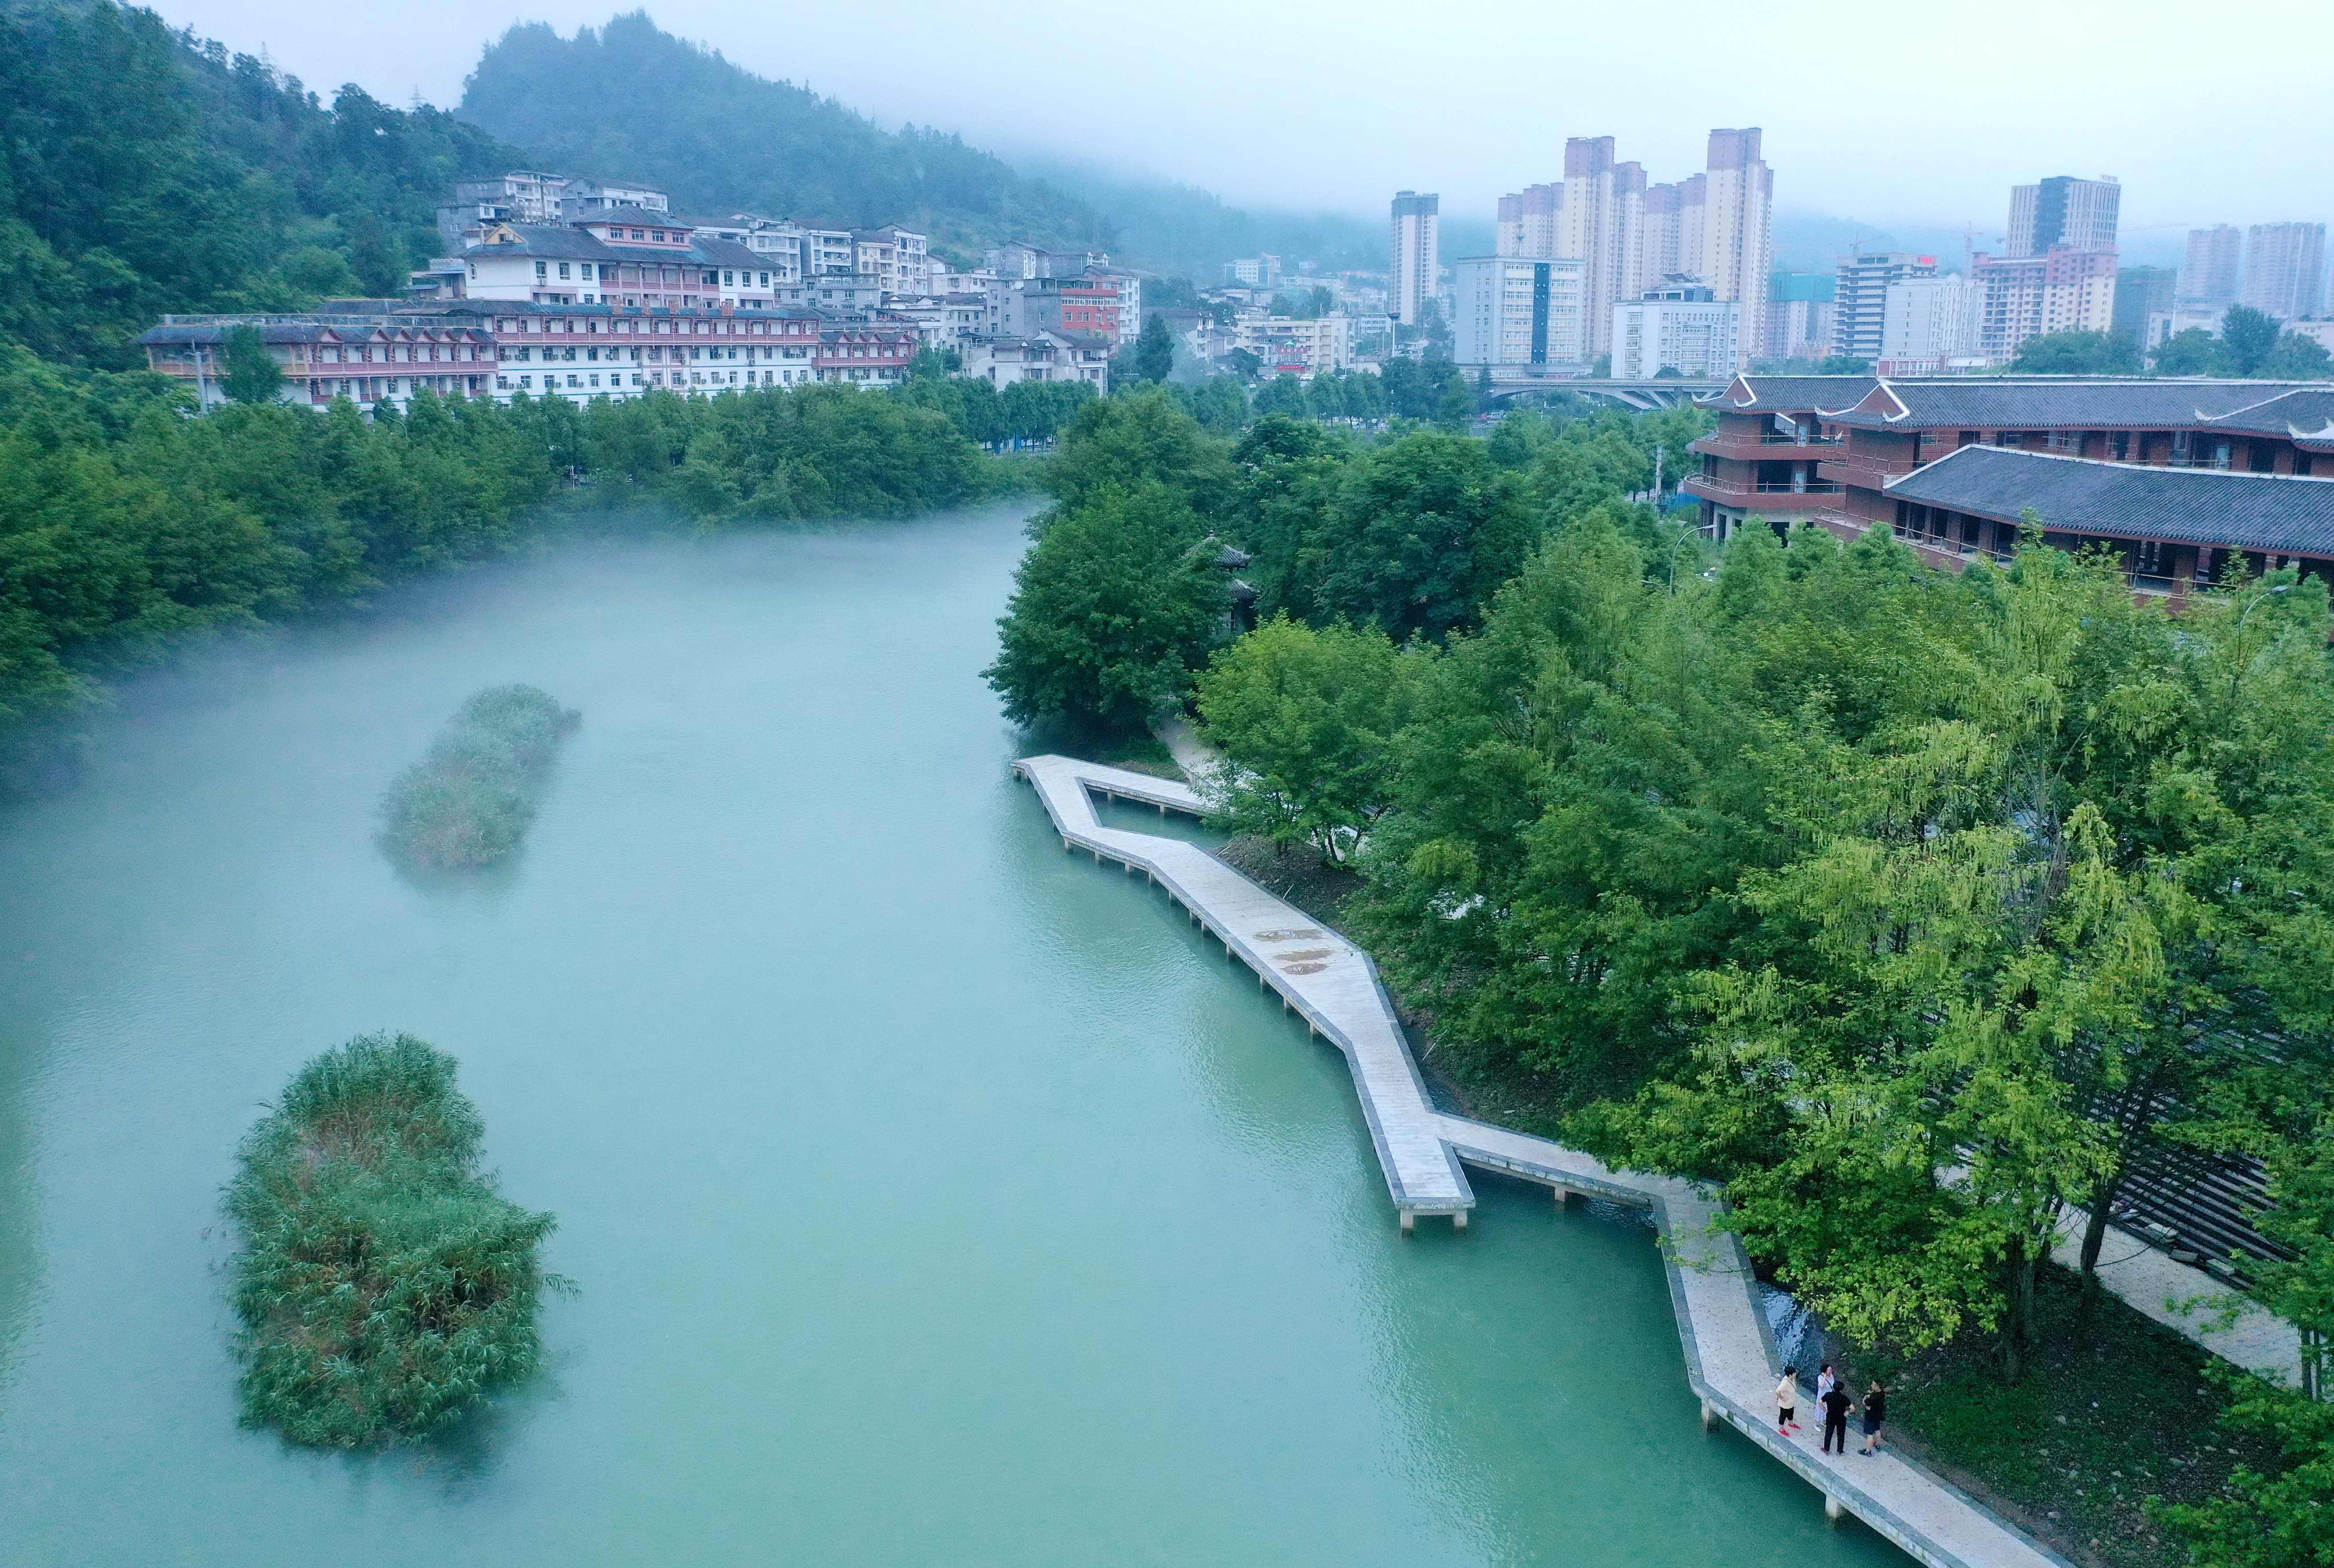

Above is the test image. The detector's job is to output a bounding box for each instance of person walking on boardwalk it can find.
[1775,1367,1801,1435]
[1859,1380,1888,1455]
[1820,1378,1854,1455]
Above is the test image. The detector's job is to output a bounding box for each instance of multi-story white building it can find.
[1878,274,1977,374]
[1389,191,1439,326]
[1832,253,1937,361]
[453,212,781,313]
[1231,312,1354,376]
[2241,223,2327,320]
[1225,255,1282,286]
[2146,301,2228,353]
[959,330,1111,388]
[1450,255,1587,369]
[1611,281,1741,377]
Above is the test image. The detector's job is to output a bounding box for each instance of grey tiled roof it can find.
[2199,387,2334,438]
[1885,445,2334,555]
[1699,374,1877,413]
[1825,378,2320,429]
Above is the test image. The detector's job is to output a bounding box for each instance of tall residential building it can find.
[1452,255,1588,368]
[1698,128,1774,357]
[1555,138,1644,359]
[1878,274,1976,373]
[1971,247,2117,364]
[2007,175,2121,256]
[1390,191,1440,326]
[1612,280,1740,378]
[1831,253,1936,361]
[2112,266,2177,343]
[1495,184,1561,259]
[2182,226,2245,304]
[1639,176,1707,297]
[2241,223,2327,320]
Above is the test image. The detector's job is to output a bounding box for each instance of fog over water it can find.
[0,511,1901,1565]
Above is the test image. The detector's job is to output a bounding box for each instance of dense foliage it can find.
[0,0,520,365]
[225,1032,558,1447]
[991,391,2334,1560]
[379,684,580,868]
[983,395,1701,737]
[458,13,1113,263]
[0,350,988,786]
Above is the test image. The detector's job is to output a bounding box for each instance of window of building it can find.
[559,263,572,280]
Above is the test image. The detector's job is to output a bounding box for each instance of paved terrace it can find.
[1016,754,2073,1568]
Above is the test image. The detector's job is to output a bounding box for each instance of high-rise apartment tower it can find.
[2241,223,2327,320]
[1698,128,1773,359]
[1389,191,1440,326]
[2007,176,2121,256]
[2182,226,2244,304]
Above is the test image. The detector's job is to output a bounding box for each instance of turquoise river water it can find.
[0,505,1902,1566]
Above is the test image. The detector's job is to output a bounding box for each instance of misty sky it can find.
[146,0,2332,240]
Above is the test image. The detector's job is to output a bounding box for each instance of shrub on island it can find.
[379,684,580,868]
[224,1032,559,1448]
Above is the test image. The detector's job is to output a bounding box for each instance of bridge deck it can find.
[1015,754,2075,1566]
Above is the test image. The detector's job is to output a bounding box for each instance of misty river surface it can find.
[0,505,1900,1567]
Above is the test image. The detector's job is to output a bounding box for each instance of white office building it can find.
[1611,282,1741,377]
[1878,274,1977,373]
[1451,256,1587,369]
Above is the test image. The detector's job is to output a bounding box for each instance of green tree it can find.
[2261,330,2334,381]
[1434,373,1475,432]
[2221,306,2282,376]
[2010,329,2140,374]
[1043,390,1234,519]
[220,326,284,404]
[2152,328,2226,376]
[1195,615,1412,864]
[1254,373,1308,419]
[982,485,1226,734]
[1310,433,1532,640]
[1130,311,1175,384]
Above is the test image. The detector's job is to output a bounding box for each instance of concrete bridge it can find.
[1479,373,1727,410]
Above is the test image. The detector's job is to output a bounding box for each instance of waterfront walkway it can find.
[1016,754,2073,1568]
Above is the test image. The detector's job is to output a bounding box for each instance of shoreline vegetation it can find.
[224,1033,558,1449]
[0,348,1064,795]
[379,684,581,869]
[991,390,2334,1568]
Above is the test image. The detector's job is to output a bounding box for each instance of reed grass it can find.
[378,685,580,868]
[224,1032,559,1447]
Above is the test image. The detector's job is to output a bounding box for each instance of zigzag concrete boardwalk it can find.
[1014,754,1472,1225]
[1016,754,2073,1568]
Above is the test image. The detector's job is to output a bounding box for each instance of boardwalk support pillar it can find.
[1399,1209,1416,1235]
[1453,1210,1468,1231]
[1700,1398,1718,1431]
[1824,1496,1844,1526]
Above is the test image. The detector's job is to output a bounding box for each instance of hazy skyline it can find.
[143,0,2334,242]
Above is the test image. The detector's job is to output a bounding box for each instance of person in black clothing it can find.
[1819,1378,1854,1454]
[1859,1381,1888,1455]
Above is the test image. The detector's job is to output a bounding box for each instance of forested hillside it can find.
[458,13,1116,263]
[0,0,521,366]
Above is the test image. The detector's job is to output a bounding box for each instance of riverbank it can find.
[1213,826,2271,1568]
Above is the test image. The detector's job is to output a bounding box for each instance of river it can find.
[0,505,1899,1566]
